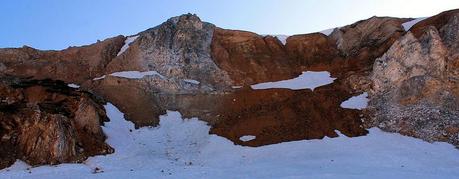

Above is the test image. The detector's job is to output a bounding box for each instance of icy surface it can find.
[340,92,369,110]
[116,35,139,56]
[402,17,428,31]
[239,135,256,142]
[2,103,459,179]
[251,71,336,90]
[93,71,164,80]
[67,83,80,88]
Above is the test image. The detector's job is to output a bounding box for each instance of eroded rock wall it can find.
[368,10,459,147]
[0,77,113,169]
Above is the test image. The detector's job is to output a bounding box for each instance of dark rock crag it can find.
[0,77,112,169]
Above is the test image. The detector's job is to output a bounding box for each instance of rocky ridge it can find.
[0,9,459,169]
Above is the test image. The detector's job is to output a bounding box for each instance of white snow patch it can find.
[93,75,106,81]
[239,135,256,142]
[274,35,289,45]
[183,79,200,85]
[232,86,243,89]
[110,71,164,79]
[3,103,459,178]
[2,160,30,172]
[67,83,80,88]
[251,71,336,91]
[116,35,139,56]
[340,92,369,110]
[402,17,428,31]
[93,71,164,81]
[319,28,335,36]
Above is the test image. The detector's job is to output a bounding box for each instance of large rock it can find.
[0,77,113,169]
[330,16,408,58]
[368,10,459,147]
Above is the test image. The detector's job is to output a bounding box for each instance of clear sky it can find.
[2,0,459,50]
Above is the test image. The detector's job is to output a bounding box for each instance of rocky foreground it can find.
[0,9,458,168]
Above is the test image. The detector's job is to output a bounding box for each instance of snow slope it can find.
[116,35,139,56]
[251,71,336,90]
[402,17,428,31]
[1,103,459,179]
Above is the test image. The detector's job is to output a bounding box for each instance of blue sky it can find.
[2,0,459,50]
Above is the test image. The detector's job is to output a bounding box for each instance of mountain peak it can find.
[167,13,203,25]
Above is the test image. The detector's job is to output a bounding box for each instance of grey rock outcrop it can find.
[103,13,233,93]
[367,11,459,147]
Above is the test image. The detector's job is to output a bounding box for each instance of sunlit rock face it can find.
[368,10,459,147]
[0,36,125,84]
[104,14,234,93]
[85,14,371,146]
[1,8,459,170]
[0,77,112,169]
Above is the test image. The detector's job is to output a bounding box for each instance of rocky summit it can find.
[1,9,459,169]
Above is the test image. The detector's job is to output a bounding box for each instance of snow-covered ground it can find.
[340,92,369,110]
[116,35,139,56]
[2,103,459,179]
[402,17,427,31]
[251,71,336,90]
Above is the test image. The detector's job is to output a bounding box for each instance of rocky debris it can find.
[0,36,125,84]
[0,77,113,169]
[368,10,459,147]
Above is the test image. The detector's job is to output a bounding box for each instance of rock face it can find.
[208,82,368,146]
[368,10,459,146]
[211,28,296,85]
[0,77,112,169]
[105,14,233,92]
[0,36,125,84]
[1,9,459,169]
[86,14,380,145]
